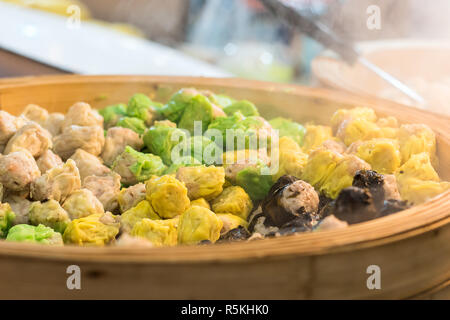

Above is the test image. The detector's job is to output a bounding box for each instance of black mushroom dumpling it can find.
[332,187,379,224]
[274,214,317,236]
[352,169,410,218]
[261,175,319,228]
[218,226,251,242]
[352,170,385,208]
[318,194,333,218]
[322,170,409,225]
[380,199,411,216]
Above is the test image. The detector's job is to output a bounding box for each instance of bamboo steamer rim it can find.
[0,75,448,264]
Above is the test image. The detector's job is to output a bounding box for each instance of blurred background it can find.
[0,0,449,114]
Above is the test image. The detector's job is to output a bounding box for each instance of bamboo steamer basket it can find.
[0,75,448,299]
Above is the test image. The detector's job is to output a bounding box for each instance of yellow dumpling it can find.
[190,198,211,210]
[377,116,399,139]
[146,175,190,219]
[131,217,178,247]
[176,165,225,201]
[302,124,333,153]
[395,153,448,204]
[331,107,377,132]
[377,116,398,128]
[355,138,401,174]
[301,148,344,189]
[216,213,248,235]
[398,124,437,167]
[273,136,308,180]
[336,118,383,146]
[211,186,253,220]
[63,213,119,246]
[120,200,160,233]
[397,179,450,205]
[274,149,309,181]
[320,155,371,199]
[396,152,439,182]
[177,206,223,245]
[278,136,302,152]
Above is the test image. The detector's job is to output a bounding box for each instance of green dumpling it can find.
[187,135,219,164]
[210,94,235,108]
[143,125,188,165]
[269,117,306,146]
[6,224,63,245]
[178,94,214,134]
[112,146,166,185]
[116,116,147,135]
[223,100,259,117]
[238,116,268,134]
[236,165,274,201]
[207,113,271,151]
[159,88,199,122]
[207,112,245,142]
[127,93,162,126]
[98,103,127,128]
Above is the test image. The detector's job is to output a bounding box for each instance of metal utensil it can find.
[260,0,427,106]
[357,57,426,105]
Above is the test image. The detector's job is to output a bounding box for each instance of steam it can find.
[320,0,450,41]
[407,0,450,39]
